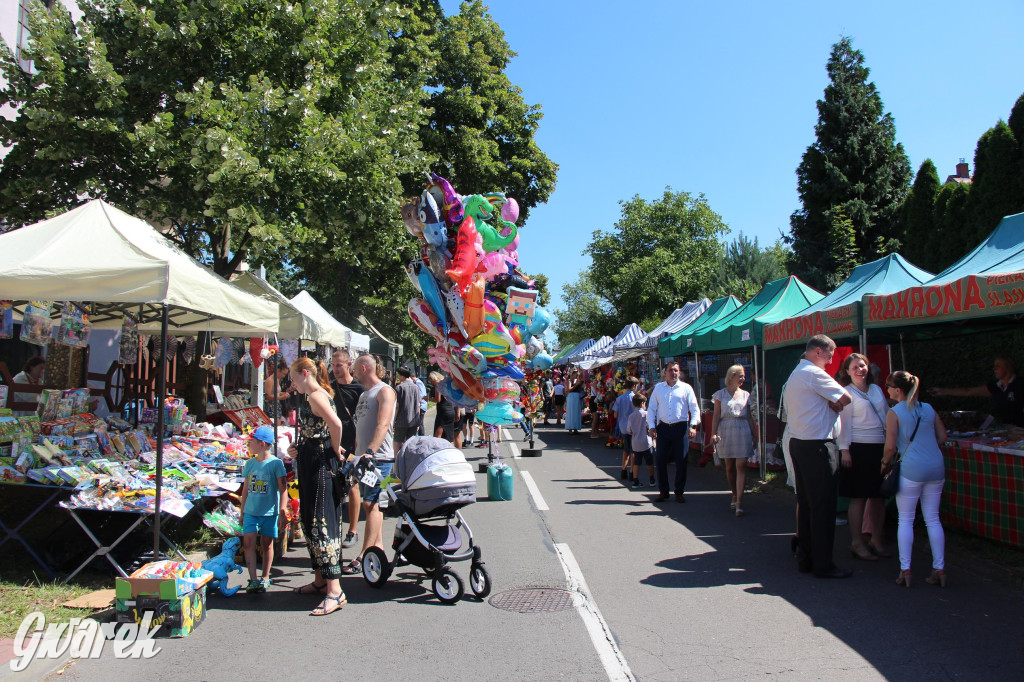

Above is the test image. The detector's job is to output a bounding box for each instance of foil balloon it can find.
[419,190,447,249]
[446,217,482,293]
[437,378,479,409]
[484,361,525,381]
[476,376,524,426]
[448,363,484,400]
[530,351,553,370]
[417,263,448,334]
[505,287,538,326]
[501,197,519,224]
[404,261,422,292]
[476,251,509,281]
[464,194,518,253]
[528,306,551,337]
[425,245,452,291]
[463,274,486,339]
[401,201,424,239]
[471,300,515,359]
[451,341,487,376]
[409,298,444,341]
[444,287,468,338]
[431,173,465,226]
[427,344,453,372]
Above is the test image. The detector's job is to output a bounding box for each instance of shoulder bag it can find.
[878,411,921,497]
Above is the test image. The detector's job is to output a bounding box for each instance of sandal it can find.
[341,558,362,575]
[311,593,347,616]
[293,581,328,595]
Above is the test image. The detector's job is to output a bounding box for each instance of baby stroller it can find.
[354,436,490,604]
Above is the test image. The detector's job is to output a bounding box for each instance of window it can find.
[16,0,55,73]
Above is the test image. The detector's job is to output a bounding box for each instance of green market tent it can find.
[658,296,741,357]
[864,212,1024,340]
[763,254,933,350]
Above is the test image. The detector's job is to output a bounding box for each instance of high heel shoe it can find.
[925,569,947,587]
[895,570,912,588]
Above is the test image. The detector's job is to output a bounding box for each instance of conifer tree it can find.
[968,120,1024,241]
[787,37,911,291]
[901,160,941,271]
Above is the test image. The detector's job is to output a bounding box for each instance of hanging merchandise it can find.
[20,301,53,346]
[249,337,264,368]
[279,339,299,366]
[182,336,196,365]
[231,338,246,364]
[150,334,162,361]
[138,333,151,363]
[215,337,233,369]
[0,301,13,339]
[119,313,139,364]
[165,336,179,360]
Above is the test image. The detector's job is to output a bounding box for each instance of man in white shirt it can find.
[646,361,701,502]
[783,335,852,579]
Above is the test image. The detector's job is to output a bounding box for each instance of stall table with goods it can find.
[0,397,281,580]
[941,412,1024,548]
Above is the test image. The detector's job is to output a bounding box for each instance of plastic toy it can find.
[201,537,243,597]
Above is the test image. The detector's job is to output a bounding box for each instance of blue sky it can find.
[439,0,1024,343]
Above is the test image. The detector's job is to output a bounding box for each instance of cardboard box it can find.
[115,568,213,600]
[115,585,207,638]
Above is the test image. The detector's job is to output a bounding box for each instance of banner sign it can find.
[763,303,859,349]
[864,272,1024,328]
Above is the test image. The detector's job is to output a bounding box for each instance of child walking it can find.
[626,393,656,488]
[239,425,288,593]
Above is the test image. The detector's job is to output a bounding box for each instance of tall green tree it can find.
[968,120,1024,241]
[708,233,790,301]
[1008,92,1024,151]
[787,37,912,291]
[901,159,941,271]
[932,181,972,270]
[555,189,727,342]
[409,0,557,222]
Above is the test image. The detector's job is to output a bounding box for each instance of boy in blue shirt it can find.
[239,425,288,593]
[612,377,638,480]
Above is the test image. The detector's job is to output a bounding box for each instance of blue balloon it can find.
[417,263,448,335]
[483,362,525,381]
[529,352,553,370]
[528,307,551,337]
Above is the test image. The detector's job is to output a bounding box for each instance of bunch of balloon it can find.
[402,174,554,440]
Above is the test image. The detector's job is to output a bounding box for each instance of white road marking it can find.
[501,427,511,441]
[509,442,521,458]
[519,471,549,511]
[554,543,635,682]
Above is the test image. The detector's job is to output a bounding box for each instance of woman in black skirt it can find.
[429,371,458,442]
[837,353,892,561]
[287,357,347,615]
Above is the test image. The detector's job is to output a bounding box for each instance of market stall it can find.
[863,212,1024,547]
[0,199,280,567]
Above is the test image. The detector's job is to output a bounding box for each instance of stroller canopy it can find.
[394,437,477,517]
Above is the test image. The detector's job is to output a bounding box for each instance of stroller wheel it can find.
[361,547,391,588]
[469,563,492,599]
[432,568,465,604]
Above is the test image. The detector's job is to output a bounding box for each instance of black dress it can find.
[296,392,343,580]
[434,394,456,442]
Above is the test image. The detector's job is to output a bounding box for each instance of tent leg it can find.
[754,346,765,482]
[899,333,906,370]
[153,302,168,557]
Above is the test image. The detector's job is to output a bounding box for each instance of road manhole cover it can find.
[488,588,575,613]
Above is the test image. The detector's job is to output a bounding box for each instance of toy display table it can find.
[63,507,189,583]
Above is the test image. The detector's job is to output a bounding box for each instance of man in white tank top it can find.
[349,355,397,571]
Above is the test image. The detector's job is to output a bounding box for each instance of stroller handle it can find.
[341,454,376,477]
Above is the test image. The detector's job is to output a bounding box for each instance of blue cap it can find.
[249,425,276,445]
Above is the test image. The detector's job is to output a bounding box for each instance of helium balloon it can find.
[528,306,551,337]
[501,197,519,224]
[404,261,422,293]
[408,298,444,341]
[463,274,485,339]
[417,264,448,334]
[401,201,424,238]
[446,217,482,293]
[437,378,479,409]
[444,288,468,338]
[530,351,554,370]
[419,190,447,248]
[431,173,464,226]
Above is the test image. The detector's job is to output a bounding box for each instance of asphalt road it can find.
[54,421,1024,681]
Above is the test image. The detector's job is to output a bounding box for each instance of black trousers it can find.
[790,437,838,575]
[655,421,690,496]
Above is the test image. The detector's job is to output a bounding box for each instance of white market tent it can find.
[233,272,334,345]
[554,338,595,366]
[573,335,613,368]
[289,290,353,350]
[633,299,711,350]
[0,198,281,557]
[579,325,645,369]
[0,200,280,334]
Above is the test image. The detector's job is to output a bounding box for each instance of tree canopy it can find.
[0,0,557,363]
[787,37,911,291]
[554,189,727,345]
[708,233,790,301]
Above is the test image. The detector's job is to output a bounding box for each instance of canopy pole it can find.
[754,345,765,481]
[273,353,279,454]
[693,352,701,405]
[859,328,867,355]
[153,302,168,557]
[899,333,906,370]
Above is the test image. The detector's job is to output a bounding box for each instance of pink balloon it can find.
[501,198,519,224]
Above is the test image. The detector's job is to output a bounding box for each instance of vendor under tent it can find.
[658,296,742,358]
[0,198,280,559]
[862,212,1024,549]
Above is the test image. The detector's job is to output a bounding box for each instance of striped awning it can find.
[634,300,711,348]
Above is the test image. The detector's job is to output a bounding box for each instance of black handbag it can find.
[879,413,921,497]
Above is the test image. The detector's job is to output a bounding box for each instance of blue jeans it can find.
[360,461,393,506]
[655,422,690,496]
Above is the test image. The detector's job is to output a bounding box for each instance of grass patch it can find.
[748,470,790,495]
[0,572,111,639]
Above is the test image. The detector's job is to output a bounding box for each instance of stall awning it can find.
[634,300,711,349]
[762,254,932,350]
[659,296,742,357]
[288,291,352,349]
[0,199,279,333]
[232,272,328,343]
[555,338,595,366]
[864,212,1024,337]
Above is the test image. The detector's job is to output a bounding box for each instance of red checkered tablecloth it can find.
[942,445,1024,548]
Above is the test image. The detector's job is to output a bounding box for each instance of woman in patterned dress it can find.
[711,364,757,517]
[287,357,347,615]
